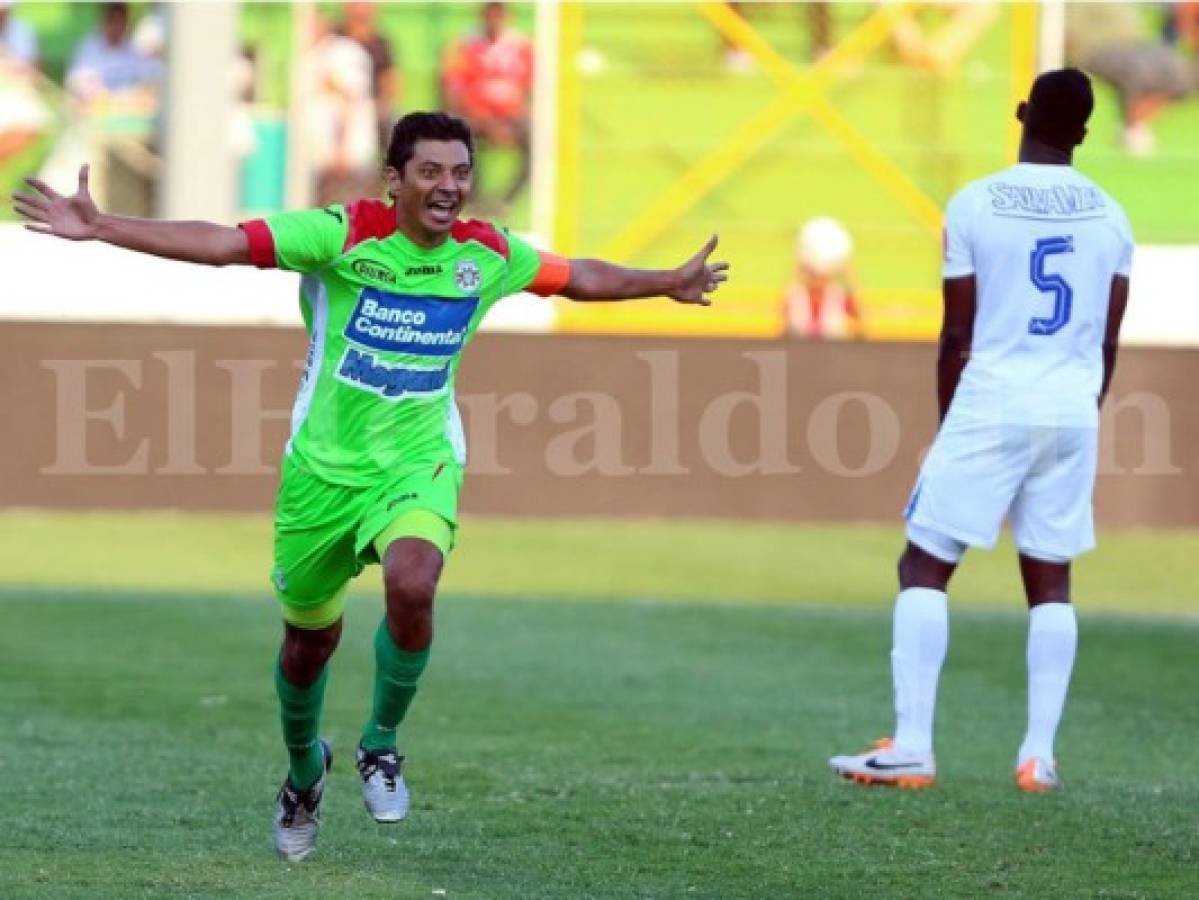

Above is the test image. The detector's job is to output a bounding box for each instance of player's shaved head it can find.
[1018,68,1094,151]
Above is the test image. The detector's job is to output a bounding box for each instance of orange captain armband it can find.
[526,251,571,297]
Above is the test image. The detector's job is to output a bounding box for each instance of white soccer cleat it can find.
[273,738,332,862]
[357,744,410,823]
[829,737,937,788]
[1015,756,1060,793]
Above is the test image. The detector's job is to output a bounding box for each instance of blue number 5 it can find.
[1028,236,1074,336]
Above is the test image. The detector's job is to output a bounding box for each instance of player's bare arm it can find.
[12,164,251,267]
[1099,274,1130,407]
[937,274,976,421]
[560,234,728,306]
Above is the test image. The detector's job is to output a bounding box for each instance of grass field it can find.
[2,512,1196,898]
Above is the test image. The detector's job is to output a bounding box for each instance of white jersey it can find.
[943,163,1133,427]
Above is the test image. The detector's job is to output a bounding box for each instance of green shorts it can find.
[271,453,464,629]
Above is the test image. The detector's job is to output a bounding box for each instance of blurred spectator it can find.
[1162,1,1199,46]
[66,2,163,110]
[0,0,36,67]
[336,1,398,158]
[308,14,379,205]
[783,217,864,340]
[1180,2,1199,47]
[720,3,831,72]
[889,3,998,77]
[441,1,532,209]
[55,2,163,217]
[721,3,755,73]
[229,46,259,163]
[1067,2,1199,156]
[807,2,832,61]
[130,3,165,61]
[0,0,50,164]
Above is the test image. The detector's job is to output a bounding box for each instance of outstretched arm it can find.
[12,165,251,267]
[560,235,728,306]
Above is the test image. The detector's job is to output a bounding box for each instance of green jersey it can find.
[242,200,566,486]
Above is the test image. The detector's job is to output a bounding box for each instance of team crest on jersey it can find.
[454,259,482,293]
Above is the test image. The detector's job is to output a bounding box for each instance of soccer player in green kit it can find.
[14,113,728,861]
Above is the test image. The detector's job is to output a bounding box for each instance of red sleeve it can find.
[527,252,571,297]
[238,219,277,269]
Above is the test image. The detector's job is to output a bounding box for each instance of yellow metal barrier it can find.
[598,2,933,262]
[1007,3,1040,162]
[555,3,1037,341]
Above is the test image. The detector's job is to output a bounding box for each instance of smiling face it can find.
[384,139,473,248]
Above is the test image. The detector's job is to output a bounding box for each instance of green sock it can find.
[360,619,430,752]
[274,659,328,791]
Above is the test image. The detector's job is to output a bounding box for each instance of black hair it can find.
[102,1,129,17]
[1022,68,1094,150]
[385,112,474,173]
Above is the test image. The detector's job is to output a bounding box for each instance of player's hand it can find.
[12,165,101,241]
[669,234,729,306]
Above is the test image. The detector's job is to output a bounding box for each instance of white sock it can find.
[891,587,948,756]
[1018,602,1078,764]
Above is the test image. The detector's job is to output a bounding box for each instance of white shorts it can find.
[905,412,1098,562]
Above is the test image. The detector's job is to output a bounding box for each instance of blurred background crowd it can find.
[1,2,1196,340]
[0,1,537,216]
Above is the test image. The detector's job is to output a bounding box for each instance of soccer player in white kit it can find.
[829,69,1133,792]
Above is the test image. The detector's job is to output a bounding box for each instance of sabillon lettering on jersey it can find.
[988,182,1104,217]
[336,347,450,399]
[351,259,397,285]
